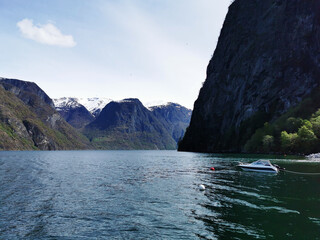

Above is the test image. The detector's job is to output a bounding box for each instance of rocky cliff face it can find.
[179,0,320,152]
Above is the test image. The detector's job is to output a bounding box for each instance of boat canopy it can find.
[251,160,273,166]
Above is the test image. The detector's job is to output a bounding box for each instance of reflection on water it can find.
[0,151,319,239]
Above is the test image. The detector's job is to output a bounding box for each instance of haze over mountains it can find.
[0,77,191,150]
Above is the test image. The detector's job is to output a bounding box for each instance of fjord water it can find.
[0,151,319,239]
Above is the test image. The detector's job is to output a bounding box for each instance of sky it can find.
[0,0,231,109]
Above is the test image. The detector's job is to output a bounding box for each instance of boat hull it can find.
[239,166,278,173]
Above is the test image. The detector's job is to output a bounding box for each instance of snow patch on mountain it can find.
[147,102,191,112]
[77,97,112,117]
[145,101,181,111]
[54,97,112,117]
[145,100,168,109]
[53,97,82,110]
[54,97,191,117]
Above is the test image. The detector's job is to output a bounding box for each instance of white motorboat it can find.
[238,160,279,173]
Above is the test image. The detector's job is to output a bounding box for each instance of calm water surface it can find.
[0,150,319,239]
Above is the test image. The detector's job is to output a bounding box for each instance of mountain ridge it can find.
[0,78,90,150]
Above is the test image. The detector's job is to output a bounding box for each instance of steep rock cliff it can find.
[179,0,320,152]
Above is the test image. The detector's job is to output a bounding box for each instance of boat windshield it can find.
[251,160,272,166]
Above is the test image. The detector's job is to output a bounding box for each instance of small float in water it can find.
[238,160,279,173]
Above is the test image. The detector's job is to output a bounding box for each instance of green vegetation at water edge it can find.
[244,92,320,154]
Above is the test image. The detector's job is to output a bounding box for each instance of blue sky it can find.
[0,0,230,108]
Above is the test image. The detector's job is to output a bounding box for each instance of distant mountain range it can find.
[53,97,192,150]
[0,77,192,150]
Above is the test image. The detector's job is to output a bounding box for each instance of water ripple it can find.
[0,151,319,239]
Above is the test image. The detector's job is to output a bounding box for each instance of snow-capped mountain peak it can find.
[77,97,112,117]
[53,97,112,117]
[53,97,82,110]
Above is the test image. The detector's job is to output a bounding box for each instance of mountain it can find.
[53,97,94,129]
[54,97,192,149]
[0,78,190,151]
[149,103,192,142]
[83,99,177,150]
[0,78,90,150]
[78,97,112,117]
[179,0,320,153]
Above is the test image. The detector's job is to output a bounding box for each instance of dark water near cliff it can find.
[0,151,319,239]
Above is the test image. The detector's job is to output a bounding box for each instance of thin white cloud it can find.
[17,18,76,47]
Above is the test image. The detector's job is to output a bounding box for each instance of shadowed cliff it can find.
[179,0,320,153]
